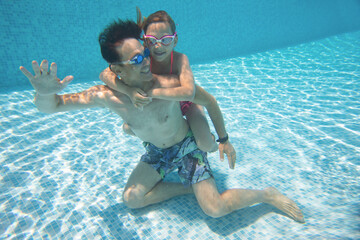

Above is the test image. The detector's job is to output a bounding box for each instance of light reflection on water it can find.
[1,31,359,239]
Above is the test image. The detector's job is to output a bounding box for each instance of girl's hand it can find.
[129,88,152,109]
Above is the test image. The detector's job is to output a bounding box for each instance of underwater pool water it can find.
[0,31,359,239]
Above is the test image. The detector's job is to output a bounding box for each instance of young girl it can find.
[100,10,235,164]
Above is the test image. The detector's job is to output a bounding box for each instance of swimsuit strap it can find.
[170,51,173,74]
[150,56,152,72]
[150,51,173,74]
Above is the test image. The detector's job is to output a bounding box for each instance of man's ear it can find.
[118,70,126,79]
[110,65,123,78]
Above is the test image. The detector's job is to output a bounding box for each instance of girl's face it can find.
[144,22,177,62]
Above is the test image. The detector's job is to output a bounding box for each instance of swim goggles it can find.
[111,48,150,66]
[143,32,177,46]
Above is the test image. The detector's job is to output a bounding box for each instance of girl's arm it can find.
[99,67,150,108]
[147,53,195,101]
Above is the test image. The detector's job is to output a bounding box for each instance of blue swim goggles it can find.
[113,48,150,66]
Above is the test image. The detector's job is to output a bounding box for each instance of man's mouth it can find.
[141,67,151,74]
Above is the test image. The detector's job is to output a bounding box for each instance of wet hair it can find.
[98,19,142,63]
[142,10,176,34]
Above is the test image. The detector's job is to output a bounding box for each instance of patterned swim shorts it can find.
[140,130,213,186]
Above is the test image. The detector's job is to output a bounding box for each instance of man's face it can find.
[111,38,152,85]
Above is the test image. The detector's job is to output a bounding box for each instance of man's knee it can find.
[199,201,228,218]
[197,192,231,218]
[201,206,224,218]
[122,186,146,209]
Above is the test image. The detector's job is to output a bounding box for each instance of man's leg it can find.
[192,177,305,222]
[123,162,193,209]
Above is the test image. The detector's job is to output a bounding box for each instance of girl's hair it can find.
[140,9,176,34]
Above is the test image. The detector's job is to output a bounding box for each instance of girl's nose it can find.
[154,42,162,48]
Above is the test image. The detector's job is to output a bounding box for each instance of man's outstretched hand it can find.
[20,60,73,95]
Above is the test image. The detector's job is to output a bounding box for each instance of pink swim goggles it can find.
[143,32,177,46]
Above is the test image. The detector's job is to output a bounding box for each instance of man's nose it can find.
[143,56,150,66]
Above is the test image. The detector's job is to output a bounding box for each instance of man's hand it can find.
[20,60,73,95]
[129,88,152,109]
[219,141,236,169]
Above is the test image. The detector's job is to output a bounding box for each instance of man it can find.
[20,19,304,222]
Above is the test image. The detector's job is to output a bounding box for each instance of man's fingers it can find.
[61,75,74,85]
[134,97,152,105]
[134,104,144,111]
[40,60,49,74]
[32,60,41,76]
[228,152,236,169]
[228,157,233,169]
[136,89,147,97]
[49,62,57,77]
[135,97,150,102]
[219,149,225,162]
[19,66,34,80]
[135,94,151,101]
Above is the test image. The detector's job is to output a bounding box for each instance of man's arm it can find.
[34,86,105,113]
[20,60,104,113]
[192,85,237,169]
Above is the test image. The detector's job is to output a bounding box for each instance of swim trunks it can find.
[180,101,193,115]
[140,130,213,186]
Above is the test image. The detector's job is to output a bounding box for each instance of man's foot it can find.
[264,187,305,223]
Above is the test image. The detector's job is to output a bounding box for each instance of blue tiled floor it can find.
[1,31,359,239]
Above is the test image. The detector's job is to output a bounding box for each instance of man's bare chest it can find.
[108,96,176,130]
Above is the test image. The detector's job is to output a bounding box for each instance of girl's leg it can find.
[122,123,136,136]
[185,103,218,152]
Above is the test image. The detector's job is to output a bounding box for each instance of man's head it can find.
[99,19,152,86]
[99,19,142,63]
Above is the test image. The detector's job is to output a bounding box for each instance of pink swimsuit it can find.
[151,51,193,115]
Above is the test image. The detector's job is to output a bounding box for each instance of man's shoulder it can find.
[88,84,108,90]
[84,84,123,101]
[86,84,130,106]
[86,84,111,95]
